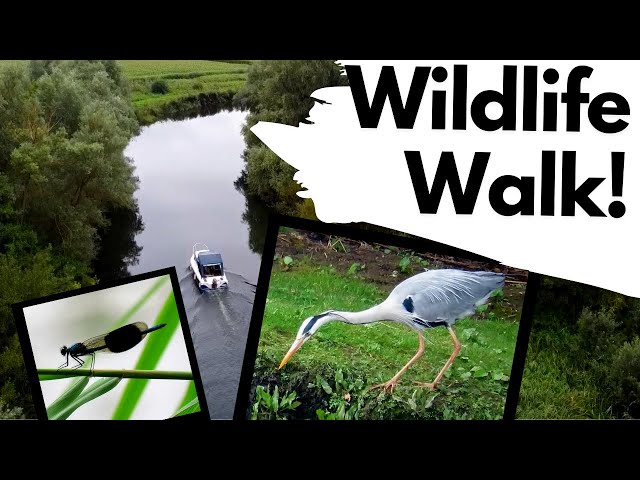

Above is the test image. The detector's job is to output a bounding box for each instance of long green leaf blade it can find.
[46,376,90,419]
[172,397,201,417]
[111,291,180,420]
[112,275,169,329]
[174,381,199,415]
[51,377,122,420]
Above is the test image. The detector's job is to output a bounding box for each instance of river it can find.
[119,111,265,419]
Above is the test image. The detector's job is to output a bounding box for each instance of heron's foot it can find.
[413,381,437,391]
[370,379,399,393]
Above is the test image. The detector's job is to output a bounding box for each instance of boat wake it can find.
[179,269,255,419]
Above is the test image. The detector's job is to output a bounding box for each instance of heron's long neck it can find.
[332,303,390,325]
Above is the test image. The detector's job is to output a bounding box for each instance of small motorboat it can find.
[190,243,228,291]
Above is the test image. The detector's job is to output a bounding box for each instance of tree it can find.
[236,61,347,214]
[0,60,139,415]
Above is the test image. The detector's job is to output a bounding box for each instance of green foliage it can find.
[251,257,517,420]
[608,338,640,418]
[0,400,24,419]
[0,60,139,417]
[46,376,90,418]
[112,290,182,419]
[150,79,169,95]
[518,283,640,419]
[172,396,201,417]
[251,385,301,420]
[49,377,121,420]
[238,60,347,214]
[575,308,622,364]
[0,61,139,265]
[398,255,411,273]
[0,248,82,415]
[347,262,361,276]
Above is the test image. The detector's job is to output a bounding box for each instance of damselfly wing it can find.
[59,322,167,370]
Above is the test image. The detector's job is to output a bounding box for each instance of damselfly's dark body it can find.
[59,322,166,370]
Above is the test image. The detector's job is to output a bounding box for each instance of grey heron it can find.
[278,268,505,392]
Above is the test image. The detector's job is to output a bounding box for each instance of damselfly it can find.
[59,322,167,371]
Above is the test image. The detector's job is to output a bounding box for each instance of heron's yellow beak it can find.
[278,337,307,369]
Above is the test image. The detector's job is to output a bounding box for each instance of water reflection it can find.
[92,204,144,282]
[100,111,268,418]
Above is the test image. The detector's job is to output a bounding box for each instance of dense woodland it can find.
[0,61,140,417]
[235,60,347,216]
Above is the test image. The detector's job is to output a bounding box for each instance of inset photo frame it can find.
[236,215,537,420]
[12,267,209,420]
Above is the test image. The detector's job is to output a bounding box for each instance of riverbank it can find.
[0,60,251,125]
[119,60,251,124]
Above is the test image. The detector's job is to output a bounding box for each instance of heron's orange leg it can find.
[414,326,461,391]
[371,332,425,393]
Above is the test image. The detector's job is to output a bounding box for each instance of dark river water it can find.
[121,112,265,419]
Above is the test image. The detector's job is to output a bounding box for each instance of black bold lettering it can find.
[345,65,431,129]
[470,66,517,131]
[561,151,606,216]
[489,176,535,216]
[405,151,490,214]
[588,92,630,134]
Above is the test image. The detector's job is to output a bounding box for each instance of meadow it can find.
[119,60,250,123]
[249,230,525,420]
[0,60,251,124]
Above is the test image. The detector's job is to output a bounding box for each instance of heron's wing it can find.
[392,269,505,325]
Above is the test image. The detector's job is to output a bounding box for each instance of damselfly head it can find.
[60,346,68,356]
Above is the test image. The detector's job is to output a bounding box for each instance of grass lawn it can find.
[251,258,521,420]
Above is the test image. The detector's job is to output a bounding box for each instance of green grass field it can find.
[0,60,251,124]
[119,60,249,107]
[252,258,521,420]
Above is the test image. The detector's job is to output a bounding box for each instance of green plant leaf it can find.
[317,375,332,394]
[462,328,478,340]
[173,381,200,417]
[473,368,489,378]
[173,397,200,417]
[113,275,169,329]
[260,387,271,404]
[347,262,360,275]
[272,385,279,413]
[46,376,90,419]
[398,256,411,271]
[283,256,293,266]
[51,377,121,420]
[112,291,180,420]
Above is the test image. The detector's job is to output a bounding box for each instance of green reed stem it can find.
[38,369,193,381]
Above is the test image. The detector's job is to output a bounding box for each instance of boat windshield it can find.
[203,264,223,277]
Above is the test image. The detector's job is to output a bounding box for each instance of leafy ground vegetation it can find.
[518,276,640,419]
[249,229,527,420]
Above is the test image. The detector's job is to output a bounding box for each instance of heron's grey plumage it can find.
[282,268,506,391]
[384,269,505,330]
